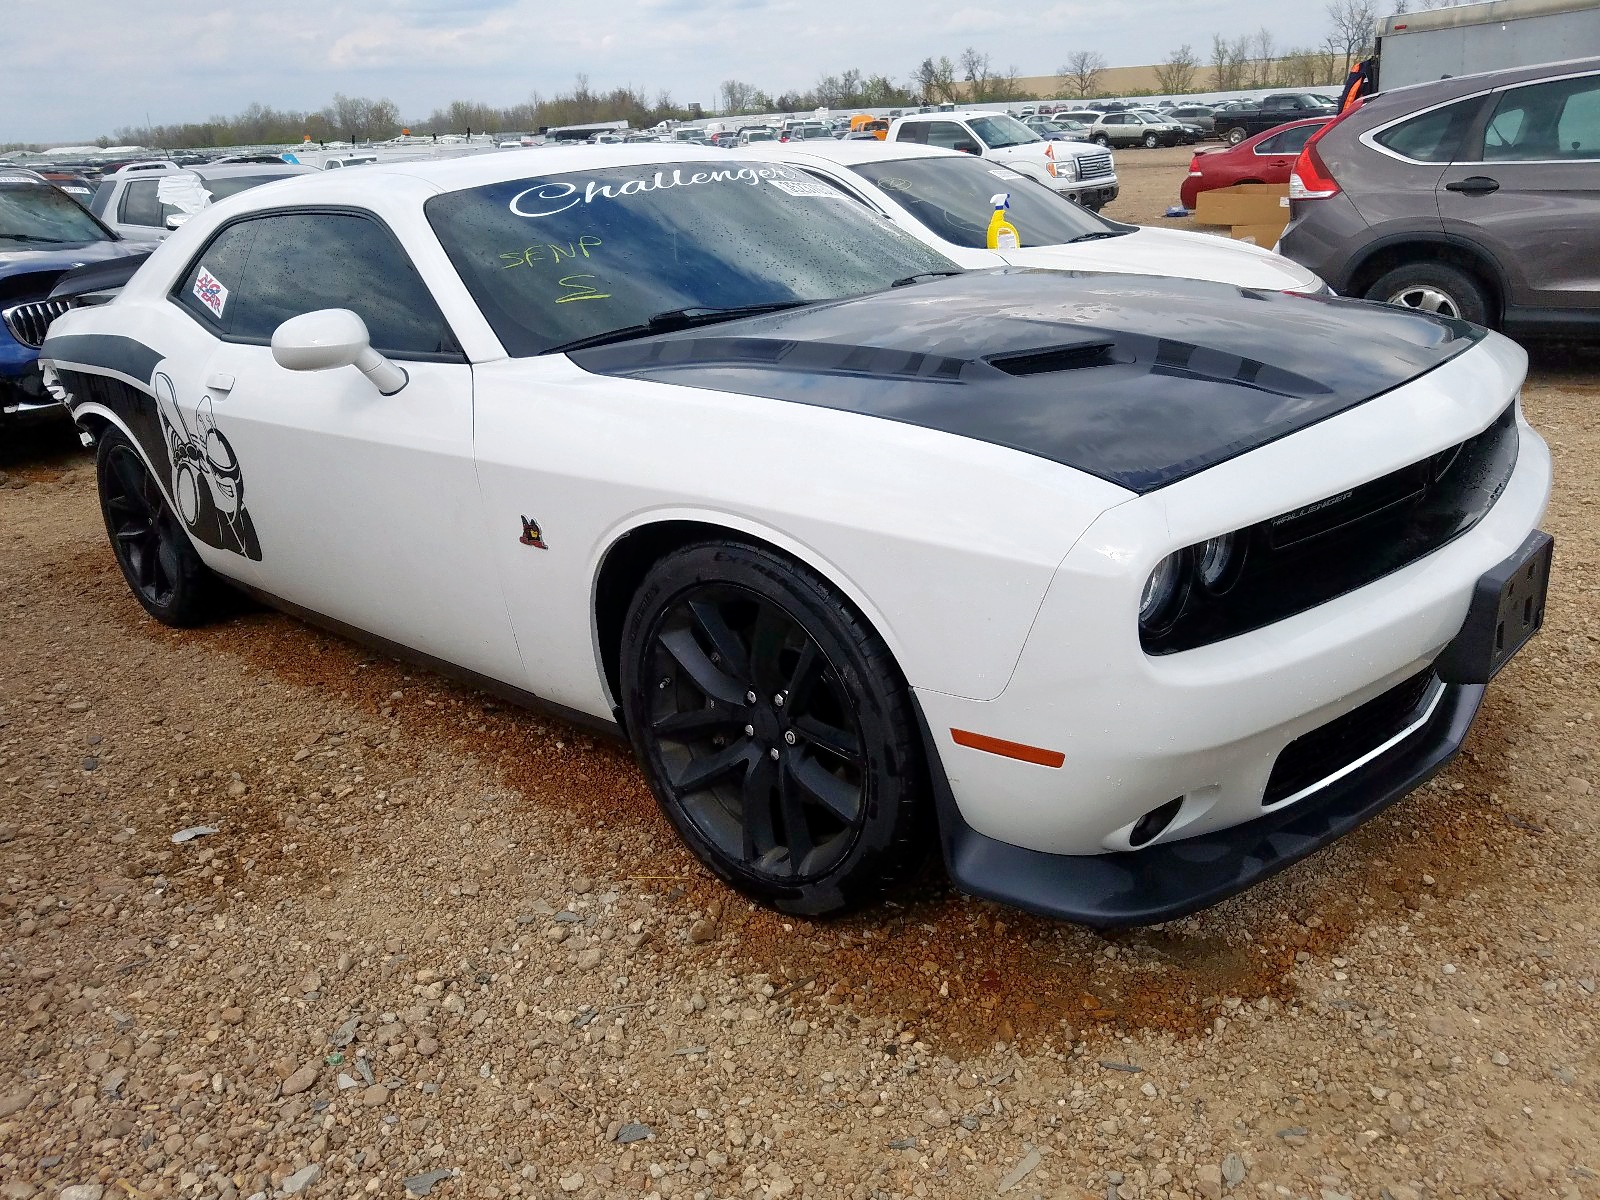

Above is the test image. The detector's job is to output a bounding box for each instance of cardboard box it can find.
[1192,182,1291,227]
[1229,223,1286,248]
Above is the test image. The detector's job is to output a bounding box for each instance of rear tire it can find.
[95,427,227,627]
[1226,127,1248,145]
[619,540,929,917]
[1093,134,1111,147]
[1366,261,1491,327]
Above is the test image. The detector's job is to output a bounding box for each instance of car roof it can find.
[893,110,1015,123]
[213,144,803,204]
[734,140,965,167]
[193,163,316,178]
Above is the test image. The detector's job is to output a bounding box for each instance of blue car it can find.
[1,171,152,442]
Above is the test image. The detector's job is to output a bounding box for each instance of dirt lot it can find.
[2,149,1599,1200]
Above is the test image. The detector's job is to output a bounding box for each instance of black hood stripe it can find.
[41,333,164,390]
[573,272,1482,493]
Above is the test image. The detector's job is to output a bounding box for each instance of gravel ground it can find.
[2,152,1599,1200]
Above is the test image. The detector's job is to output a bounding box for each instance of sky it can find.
[2,0,1341,144]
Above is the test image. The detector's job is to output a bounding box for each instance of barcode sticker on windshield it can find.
[769,179,847,199]
[193,265,229,320]
[989,168,1024,180]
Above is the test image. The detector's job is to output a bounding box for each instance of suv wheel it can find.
[1092,134,1111,147]
[1142,132,1160,149]
[1366,262,1490,326]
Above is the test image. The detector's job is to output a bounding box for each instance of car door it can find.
[110,178,173,240]
[1437,69,1600,315]
[162,208,523,683]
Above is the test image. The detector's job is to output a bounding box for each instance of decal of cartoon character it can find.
[152,371,262,561]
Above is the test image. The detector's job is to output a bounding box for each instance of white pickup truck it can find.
[886,110,1118,211]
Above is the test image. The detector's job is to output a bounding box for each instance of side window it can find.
[118,180,164,227]
[1556,78,1600,158]
[224,212,456,357]
[1484,74,1600,161]
[924,121,971,150]
[1374,97,1483,162]
[1257,124,1320,155]
[894,122,928,145]
[175,221,259,333]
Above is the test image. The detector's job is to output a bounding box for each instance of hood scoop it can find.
[985,339,1120,377]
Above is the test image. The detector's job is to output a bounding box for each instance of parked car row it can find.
[32,140,1552,931]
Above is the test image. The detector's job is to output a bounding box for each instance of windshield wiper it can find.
[544,300,815,356]
[0,234,72,245]
[891,270,962,287]
[1065,231,1128,243]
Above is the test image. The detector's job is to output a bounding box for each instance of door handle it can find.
[206,372,235,394]
[1445,176,1499,195]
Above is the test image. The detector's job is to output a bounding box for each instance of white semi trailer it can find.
[1374,0,1600,90]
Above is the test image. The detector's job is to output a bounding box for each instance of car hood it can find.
[0,239,149,282]
[997,227,1322,292]
[572,270,1482,494]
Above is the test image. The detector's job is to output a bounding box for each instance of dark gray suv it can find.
[1279,56,1600,336]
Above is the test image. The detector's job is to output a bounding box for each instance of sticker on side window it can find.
[192,265,229,321]
[989,168,1024,179]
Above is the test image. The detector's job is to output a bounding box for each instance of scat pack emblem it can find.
[519,516,547,549]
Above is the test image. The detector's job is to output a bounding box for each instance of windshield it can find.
[0,181,112,245]
[851,155,1118,250]
[966,114,1040,149]
[425,161,958,356]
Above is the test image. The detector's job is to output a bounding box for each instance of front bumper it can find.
[1,366,70,434]
[915,336,1550,921]
[1052,177,1119,209]
[921,677,1483,927]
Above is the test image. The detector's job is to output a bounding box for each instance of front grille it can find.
[1263,670,1439,807]
[2,298,71,349]
[1076,152,1114,179]
[1144,401,1520,654]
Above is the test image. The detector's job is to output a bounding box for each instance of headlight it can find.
[1196,533,1241,592]
[1139,551,1187,632]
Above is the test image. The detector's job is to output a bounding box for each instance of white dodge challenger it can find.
[40,146,1553,925]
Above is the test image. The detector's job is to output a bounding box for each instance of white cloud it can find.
[2,0,1336,142]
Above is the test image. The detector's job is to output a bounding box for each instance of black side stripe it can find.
[40,334,164,389]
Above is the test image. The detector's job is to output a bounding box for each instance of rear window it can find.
[1373,97,1483,163]
[852,155,1116,249]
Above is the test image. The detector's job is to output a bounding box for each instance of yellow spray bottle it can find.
[987,192,1020,250]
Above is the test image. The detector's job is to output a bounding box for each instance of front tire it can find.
[1366,261,1491,326]
[96,427,226,627]
[1143,133,1160,149]
[619,541,928,917]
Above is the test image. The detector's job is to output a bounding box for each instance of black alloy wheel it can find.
[620,542,928,916]
[96,427,224,626]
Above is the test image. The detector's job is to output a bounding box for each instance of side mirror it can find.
[165,214,189,230]
[955,141,980,155]
[270,309,408,395]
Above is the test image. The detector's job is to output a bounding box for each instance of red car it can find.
[1179,116,1330,211]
